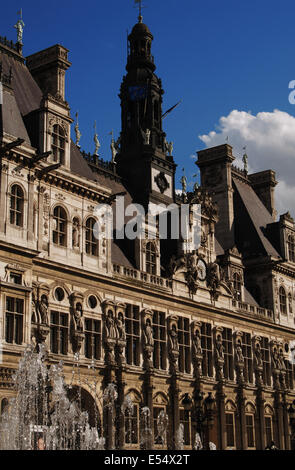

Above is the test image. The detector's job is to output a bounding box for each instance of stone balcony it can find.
[112,264,172,290]
[232,299,274,322]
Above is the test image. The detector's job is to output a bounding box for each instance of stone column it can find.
[274,391,285,450]
[141,309,155,450]
[167,316,180,450]
[256,389,266,450]
[27,174,35,242]
[0,164,8,234]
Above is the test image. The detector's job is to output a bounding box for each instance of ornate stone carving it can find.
[191,321,203,378]
[214,328,224,381]
[187,187,218,222]
[102,300,127,367]
[70,292,85,353]
[234,332,245,385]
[154,172,169,194]
[142,309,154,370]
[168,316,179,374]
[207,262,221,301]
[253,337,263,387]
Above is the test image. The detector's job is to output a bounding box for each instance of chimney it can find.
[26,44,71,101]
[196,144,235,250]
[248,170,277,221]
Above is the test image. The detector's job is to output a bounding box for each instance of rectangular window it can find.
[84,319,101,360]
[9,272,22,285]
[50,311,69,355]
[285,359,294,390]
[125,404,139,444]
[222,328,234,380]
[5,297,24,344]
[125,305,140,366]
[225,413,235,448]
[180,409,191,446]
[242,333,253,383]
[265,416,273,446]
[153,311,166,370]
[178,317,191,374]
[201,323,213,377]
[246,415,255,448]
[261,337,271,386]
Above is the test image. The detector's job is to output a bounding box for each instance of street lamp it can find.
[181,390,216,450]
[287,400,295,450]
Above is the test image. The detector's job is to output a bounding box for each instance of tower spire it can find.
[134,0,143,23]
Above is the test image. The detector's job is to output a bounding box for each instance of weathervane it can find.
[14,9,25,45]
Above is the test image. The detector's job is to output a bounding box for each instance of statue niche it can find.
[70,293,85,353]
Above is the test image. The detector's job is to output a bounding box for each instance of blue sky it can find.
[1,0,295,202]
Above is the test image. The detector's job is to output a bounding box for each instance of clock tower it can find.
[116,15,176,210]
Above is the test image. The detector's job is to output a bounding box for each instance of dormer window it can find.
[146,242,156,275]
[233,272,242,301]
[51,124,65,164]
[287,234,295,262]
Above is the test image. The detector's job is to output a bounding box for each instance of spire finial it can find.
[134,0,144,22]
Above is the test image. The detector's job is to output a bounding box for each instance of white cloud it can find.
[199,109,295,218]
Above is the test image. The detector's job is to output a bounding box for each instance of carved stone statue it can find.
[180,174,187,194]
[207,262,221,300]
[73,302,83,331]
[143,318,154,347]
[144,128,151,145]
[278,350,286,371]
[14,18,25,44]
[105,311,117,340]
[168,254,185,278]
[110,139,118,162]
[242,151,248,173]
[169,324,179,352]
[94,132,101,156]
[116,313,126,341]
[167,141,173,156]
[39,295,49,325]
[72,219,80,248]
[236,340,244,363]
[75,112,81,147]
[216,335,224,360]
[272,348,280,370]
[192,329,203,357]
[254,343,263,368]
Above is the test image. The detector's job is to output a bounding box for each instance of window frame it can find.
[51,124,65,165]
[85,217,98,256]
[5,296,24,345]
[9,184,24,228]
[53,206,67,247]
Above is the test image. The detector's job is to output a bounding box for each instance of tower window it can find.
[85,217,98,256]
[5,297,24,345]
[279,286,287,315]
[288,235,295,262]
[53,206,67,246]
[51,124,65,164]
[10,185,24,227]
[146,242,156,275]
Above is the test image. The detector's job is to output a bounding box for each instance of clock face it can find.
[197,259,207,281]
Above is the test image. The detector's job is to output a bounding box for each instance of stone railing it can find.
[113,264,172,289]
[232,299,274,322]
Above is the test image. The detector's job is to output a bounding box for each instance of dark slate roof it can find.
[233,178,280,259]
[2,87,30,143]
[70,141,99,182]
[0,51,42,116]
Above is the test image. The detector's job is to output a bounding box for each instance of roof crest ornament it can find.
[134,0,144,23]
[14,9,25,45]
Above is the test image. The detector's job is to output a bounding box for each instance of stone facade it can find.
[0,19,295,450]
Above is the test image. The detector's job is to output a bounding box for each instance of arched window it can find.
[233,273,242,301]
[264,406,274,448]
[10,185,24,227]
[146,242,156,275]
[225,401,237,449]
[53,206,67,247]
[288,235,295,263]
[85,218,98,256]
[279,286,287,314]
[1,398,9,415]
[245,403,256,449]
[51,125,65,164]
